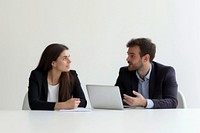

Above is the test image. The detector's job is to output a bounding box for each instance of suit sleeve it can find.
[152,67,178,109]
[71,71,87,108]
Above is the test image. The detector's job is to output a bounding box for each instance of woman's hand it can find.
[54,98,80,110]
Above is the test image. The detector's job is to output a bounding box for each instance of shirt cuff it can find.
[145,99,154,109]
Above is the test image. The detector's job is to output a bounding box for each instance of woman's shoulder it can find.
[31,69,43,74]
[69,69,77,75]
[30,69,46,78]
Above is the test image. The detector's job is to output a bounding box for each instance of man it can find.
[115,38,178,109]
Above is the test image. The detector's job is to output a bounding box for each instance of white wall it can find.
[0,0,200,110]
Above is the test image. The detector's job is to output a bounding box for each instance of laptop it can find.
[86,84,124,110]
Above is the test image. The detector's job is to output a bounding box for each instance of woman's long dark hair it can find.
[36,43,74,102]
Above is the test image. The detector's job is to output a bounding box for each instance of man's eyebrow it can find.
[127,52,135,55]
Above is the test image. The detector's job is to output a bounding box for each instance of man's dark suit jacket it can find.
[115,61,178,109]
[28,69,87,110]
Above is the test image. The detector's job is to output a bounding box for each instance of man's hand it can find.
[123,91,147,107]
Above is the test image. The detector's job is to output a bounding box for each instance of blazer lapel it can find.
[131,71,138,92]
[149,62,155,98]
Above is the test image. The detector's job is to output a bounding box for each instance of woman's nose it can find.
[68,58,71,63]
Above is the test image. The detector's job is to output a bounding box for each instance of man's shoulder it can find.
[119,66,136,74]
[119,66,129,72]
[152,61,175,72]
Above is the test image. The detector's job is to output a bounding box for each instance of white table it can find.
[0,109,200,133]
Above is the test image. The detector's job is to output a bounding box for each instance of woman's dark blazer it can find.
[115,61,178,109]
[28,69,87,110]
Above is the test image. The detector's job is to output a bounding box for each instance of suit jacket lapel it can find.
[131,71,138,92]
[149,62,155,98]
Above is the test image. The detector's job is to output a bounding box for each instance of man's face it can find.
[126,46,144,71]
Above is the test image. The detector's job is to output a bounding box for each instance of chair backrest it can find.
[22,92,30,110]
[177,90,187,108]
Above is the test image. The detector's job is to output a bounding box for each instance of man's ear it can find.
[143,54,150,62]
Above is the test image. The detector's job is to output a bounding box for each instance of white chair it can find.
[22,92,30,110]
[177,90,187,108]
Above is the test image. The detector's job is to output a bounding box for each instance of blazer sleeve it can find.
[152,67,178,109]
[71,70,87,108]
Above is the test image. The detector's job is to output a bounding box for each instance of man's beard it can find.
[127,62,143,71]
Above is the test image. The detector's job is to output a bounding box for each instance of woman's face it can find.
[52,50,71,72]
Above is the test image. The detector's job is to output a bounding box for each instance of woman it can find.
[28,43,87,110]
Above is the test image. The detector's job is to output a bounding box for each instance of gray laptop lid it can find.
[86,85,124,110]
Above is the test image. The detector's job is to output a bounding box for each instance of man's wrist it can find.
[142,99,147,107]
